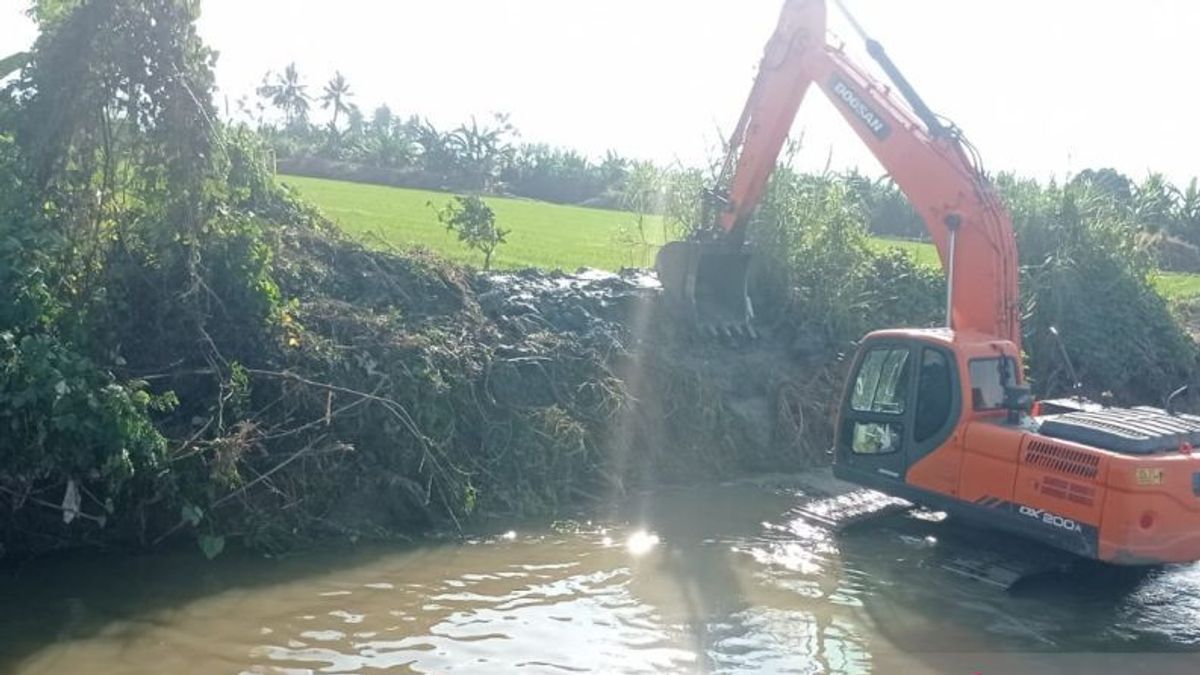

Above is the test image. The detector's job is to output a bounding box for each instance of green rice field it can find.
[283,175,1200,301]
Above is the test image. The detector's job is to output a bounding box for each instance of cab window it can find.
[969,357,1017,410]
[851,348,910,414]
[851,421,903,455]
[915,349,952,442]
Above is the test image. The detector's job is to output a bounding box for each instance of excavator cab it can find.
[833,332,969,490]
[655,240,756,338]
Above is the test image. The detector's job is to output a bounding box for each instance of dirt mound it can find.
[470,266,837,481]
[264,235,835,539]
[0,218,837,558]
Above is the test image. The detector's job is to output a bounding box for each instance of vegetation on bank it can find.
[298,160,1200,405]
[742,170,1198,403]
[0,0,773,561]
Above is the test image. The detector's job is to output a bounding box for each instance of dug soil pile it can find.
[258,226,839,541]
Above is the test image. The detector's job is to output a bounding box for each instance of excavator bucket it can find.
[655,240,756,339]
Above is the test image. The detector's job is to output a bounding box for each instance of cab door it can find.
[834,339,962,493]
[835,342,916,487]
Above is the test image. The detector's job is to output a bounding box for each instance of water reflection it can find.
[2,477,1199,674]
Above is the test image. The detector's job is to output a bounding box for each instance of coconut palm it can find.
[320,71,353,132]
[256,62,310,128]
[1182,179,1200,227]
[599,150,629,189]
[370,104,394,133]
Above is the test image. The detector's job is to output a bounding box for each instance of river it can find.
[2,474,1199,673]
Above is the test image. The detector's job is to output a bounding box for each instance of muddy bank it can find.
[267,231,837,545]
[0,215,834,560]
[472,267,837,480]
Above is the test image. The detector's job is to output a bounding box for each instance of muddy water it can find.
[2,477,1200,674]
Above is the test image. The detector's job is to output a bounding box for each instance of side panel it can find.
[955,422,1022,505]
[1012,435,1108,531]
[958,428,1101,558]
[901,423,1103,559]
[908,339,1016,501]
[840,469,1101,559]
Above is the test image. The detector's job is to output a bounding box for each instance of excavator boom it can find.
[657,0,1020,351]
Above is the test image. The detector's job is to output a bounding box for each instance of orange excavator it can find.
[656,0,1200,565]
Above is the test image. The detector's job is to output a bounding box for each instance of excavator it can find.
[656,0,1200,566]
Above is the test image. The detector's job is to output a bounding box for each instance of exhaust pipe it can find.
[944,213,961,330]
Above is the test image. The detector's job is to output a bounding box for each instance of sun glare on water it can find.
[625,530,660,556]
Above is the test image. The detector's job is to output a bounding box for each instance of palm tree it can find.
[1177,178,1200,246]
[599,150,629,190]
[320,71,353,132]
[256,62,310,128]
[415,117,456,178]
[448,114,516,190]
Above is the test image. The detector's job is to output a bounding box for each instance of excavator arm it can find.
[658,0,1021,351]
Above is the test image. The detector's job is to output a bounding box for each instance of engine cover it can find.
[1037,406,1200,455]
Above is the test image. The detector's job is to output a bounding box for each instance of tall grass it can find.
[743,170,1197,403]
[1002,175,1197,401]
[748,170,943,346]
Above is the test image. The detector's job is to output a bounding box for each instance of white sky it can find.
[2,0,1198,183]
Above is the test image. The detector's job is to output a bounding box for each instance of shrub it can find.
[1001,175,1198,402]
[432,195,509,270]
[747,171,942,344]
[742,168,1194,403]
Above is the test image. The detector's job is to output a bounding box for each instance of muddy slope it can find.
[0,229,836,558]
[273,228,837,537]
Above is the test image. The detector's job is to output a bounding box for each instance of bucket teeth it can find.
[698,321,758,343]
[655,240,757,340]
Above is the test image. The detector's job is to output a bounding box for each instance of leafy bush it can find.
[0,0,294,555]
[1002,175,1198,401]
[432,195,509,269]
[748,170,942,344]
[0,331,172,492]
[842,170,927,240]
[741,167,1193,404]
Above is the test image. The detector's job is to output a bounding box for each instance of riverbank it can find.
[1,217,835,561]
